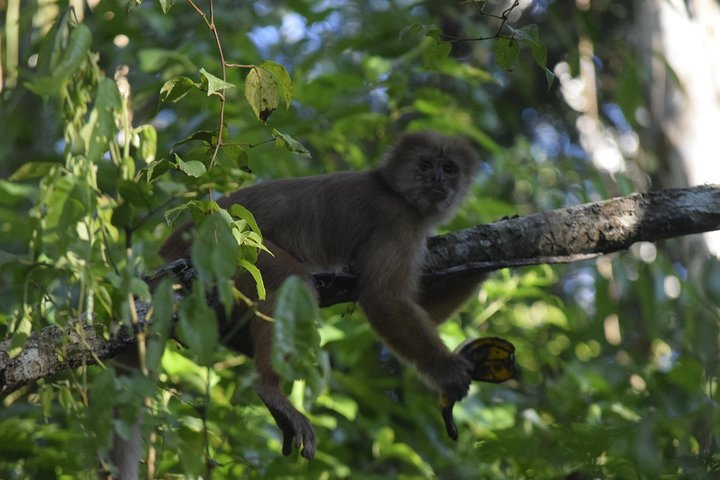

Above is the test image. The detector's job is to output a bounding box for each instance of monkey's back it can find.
[219,170,425,269]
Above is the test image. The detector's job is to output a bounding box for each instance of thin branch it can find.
[186,0,227,170]
[441,0,520,43]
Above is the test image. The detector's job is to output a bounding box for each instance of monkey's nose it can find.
[432,166,446,185]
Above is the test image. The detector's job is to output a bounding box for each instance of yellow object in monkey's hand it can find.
[441,337,517,441]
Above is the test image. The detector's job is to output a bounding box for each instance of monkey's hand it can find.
[258,385,317,459]
[430,354,473,402]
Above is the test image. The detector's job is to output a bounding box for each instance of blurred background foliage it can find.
[1,0,719,478]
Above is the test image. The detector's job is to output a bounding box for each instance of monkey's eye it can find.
[442,163,458,174]
[420,160,433,171]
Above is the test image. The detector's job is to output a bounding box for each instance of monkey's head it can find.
[380,131,480,222]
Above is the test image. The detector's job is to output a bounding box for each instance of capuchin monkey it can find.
[157,131,484,461]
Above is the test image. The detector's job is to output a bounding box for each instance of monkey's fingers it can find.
[281,429,294,456]
[298,431,316,460]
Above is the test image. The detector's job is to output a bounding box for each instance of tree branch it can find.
[2,185,719,395]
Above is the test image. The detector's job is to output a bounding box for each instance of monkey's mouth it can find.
[428,187,448,200]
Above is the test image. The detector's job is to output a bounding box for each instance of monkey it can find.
[155,130,484,461]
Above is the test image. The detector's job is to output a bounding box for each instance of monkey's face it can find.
[382,131,480,219]
[418,155,460,203]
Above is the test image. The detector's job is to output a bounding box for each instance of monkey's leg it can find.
[249,316,316,459]
[419,272,489,325]
[227,243,317,459]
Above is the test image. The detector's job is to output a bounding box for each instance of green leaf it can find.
[134,124,157,164]
[215,145,249,170]
[271,129,312,158]
[9,162,59,181]
[42,176,93,241]
[141,158,172,183]
[0,180,34,205]
[272,276,322,382]
[111,202,132,229]
[175,154,207,178]
[80,78,123,163]
[171,130,216,150]
[26,24,92,96]
[158,0,176,13]
[259,60,293,110]
[229,204,262,235]
[245,66,279,123]
[191,213,238,287]
[7,307,33,358]
[495,37,520,71]
[423,40,451,70]
[199,68,235,97]
[238,259,265,301]
[164,203,189,226]
[118,179,152,206]
[35,9,72,78]
[177,282,219,366]
[509,24,555,87]
[160,76,200,103]
[399,23,441,41]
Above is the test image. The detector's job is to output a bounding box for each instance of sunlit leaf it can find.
[245,66,279,123]
[9,162,59,181]
[160,76,200,103]
[159,0,176,14]
[200,67,235,97]
[134,124,157,164]
[259,60,293,109]
[238,259,265,301]
[174,153,207,178]
[80,78,123,163]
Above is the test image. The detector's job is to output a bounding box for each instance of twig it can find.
[185,0,228,170]
[441,0,520,43]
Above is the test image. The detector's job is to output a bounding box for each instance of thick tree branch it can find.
[2,185,719,395]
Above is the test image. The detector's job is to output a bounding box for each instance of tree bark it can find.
[2,184,719,395]
[635,0,720,257]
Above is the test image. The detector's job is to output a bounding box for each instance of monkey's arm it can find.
[355,243,472,401]
[360,289,472,401]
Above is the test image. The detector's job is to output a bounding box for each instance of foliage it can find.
[0,1,718,479]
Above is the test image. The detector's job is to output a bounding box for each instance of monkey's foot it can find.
[271,408,317,459]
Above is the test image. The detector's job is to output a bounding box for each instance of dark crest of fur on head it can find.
[380,131,481,221]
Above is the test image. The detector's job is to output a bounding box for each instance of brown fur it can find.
[158,131,483,459]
